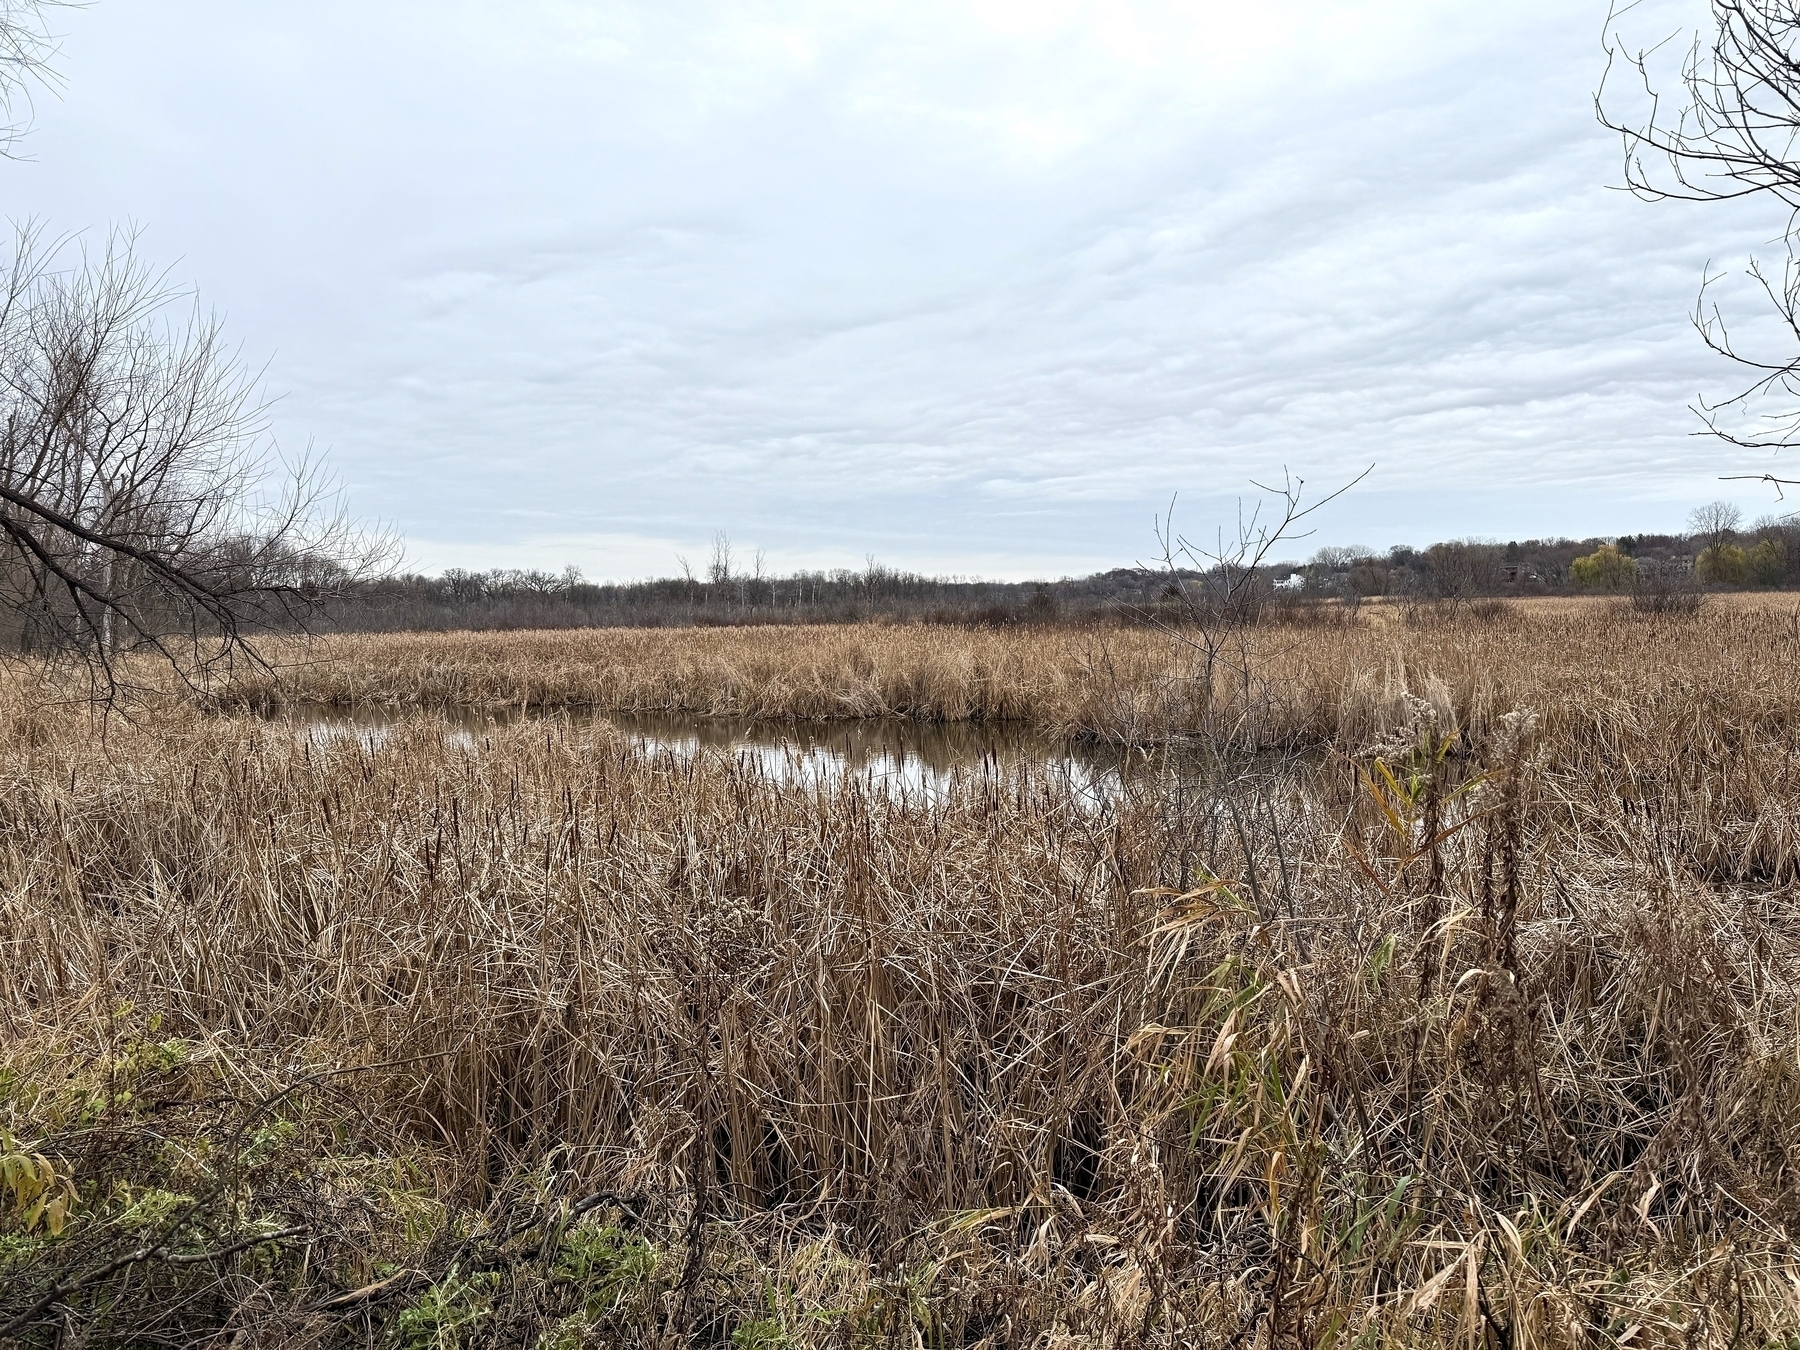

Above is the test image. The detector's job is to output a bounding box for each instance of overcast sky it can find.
[6,0,1783,578]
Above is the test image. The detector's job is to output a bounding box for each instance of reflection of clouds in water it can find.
[635,735,1123,805]
[285,705,1128,800]
[630,714,1135,805]
[299,718,394,752]
[294,712,480,755]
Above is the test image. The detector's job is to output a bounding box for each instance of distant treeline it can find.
[318,564,1172,632]
[1306,519,1800,599]
[316,519,1800,633]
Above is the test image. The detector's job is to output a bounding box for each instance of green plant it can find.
[554,1223,657,1318]
[110,1184,192,1233]
[0,1127,73,1238]
[391,1266,498,1350]
[731,1315,790,1350]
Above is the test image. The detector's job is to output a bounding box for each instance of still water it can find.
[289,704,1142,800]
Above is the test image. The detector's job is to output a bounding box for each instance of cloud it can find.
[10,0,1764,578]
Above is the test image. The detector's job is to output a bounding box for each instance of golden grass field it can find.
[3,597,1800,1346]
[243,594,1800,751]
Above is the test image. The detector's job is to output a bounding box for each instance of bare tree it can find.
[0,227,393,700]
[1688,498,1743,553]
[1310,544,1372,571]
[707,531,732,585]
[1424,539,1504,606]
[1599,3,1800,475]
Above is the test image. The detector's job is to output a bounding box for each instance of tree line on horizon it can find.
[307,501,1786,632]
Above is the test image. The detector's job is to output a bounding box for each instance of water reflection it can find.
[286,704,1141,800]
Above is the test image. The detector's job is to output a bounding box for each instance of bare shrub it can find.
[1399,596,1454,626]
[1259,593,1358,629]
[1630,570,1707,614]
[1141,468,1367,748]
[1399,595,1517,628]
[1465,596,1517,623]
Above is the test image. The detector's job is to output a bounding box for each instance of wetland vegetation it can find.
[3,598,1800,1346]
[6,0,1800,1341]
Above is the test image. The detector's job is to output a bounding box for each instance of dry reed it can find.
[228,596,1800,751]
[1,602,1798,1345]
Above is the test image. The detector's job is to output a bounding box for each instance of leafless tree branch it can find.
[0,1,68,158]
[0,225,396,703]
[1129,466,1369,752]
[1599,1,1800,455]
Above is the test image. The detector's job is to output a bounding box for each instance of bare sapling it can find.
[1133,466,1368,754]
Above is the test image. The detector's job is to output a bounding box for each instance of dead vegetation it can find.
[227,596,1800,751]
[2,602,1800,1345]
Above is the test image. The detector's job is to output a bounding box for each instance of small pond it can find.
[287,705,1149,800]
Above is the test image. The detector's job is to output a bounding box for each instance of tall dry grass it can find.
[235,597,1800,752]
[1,603,1799,1344]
